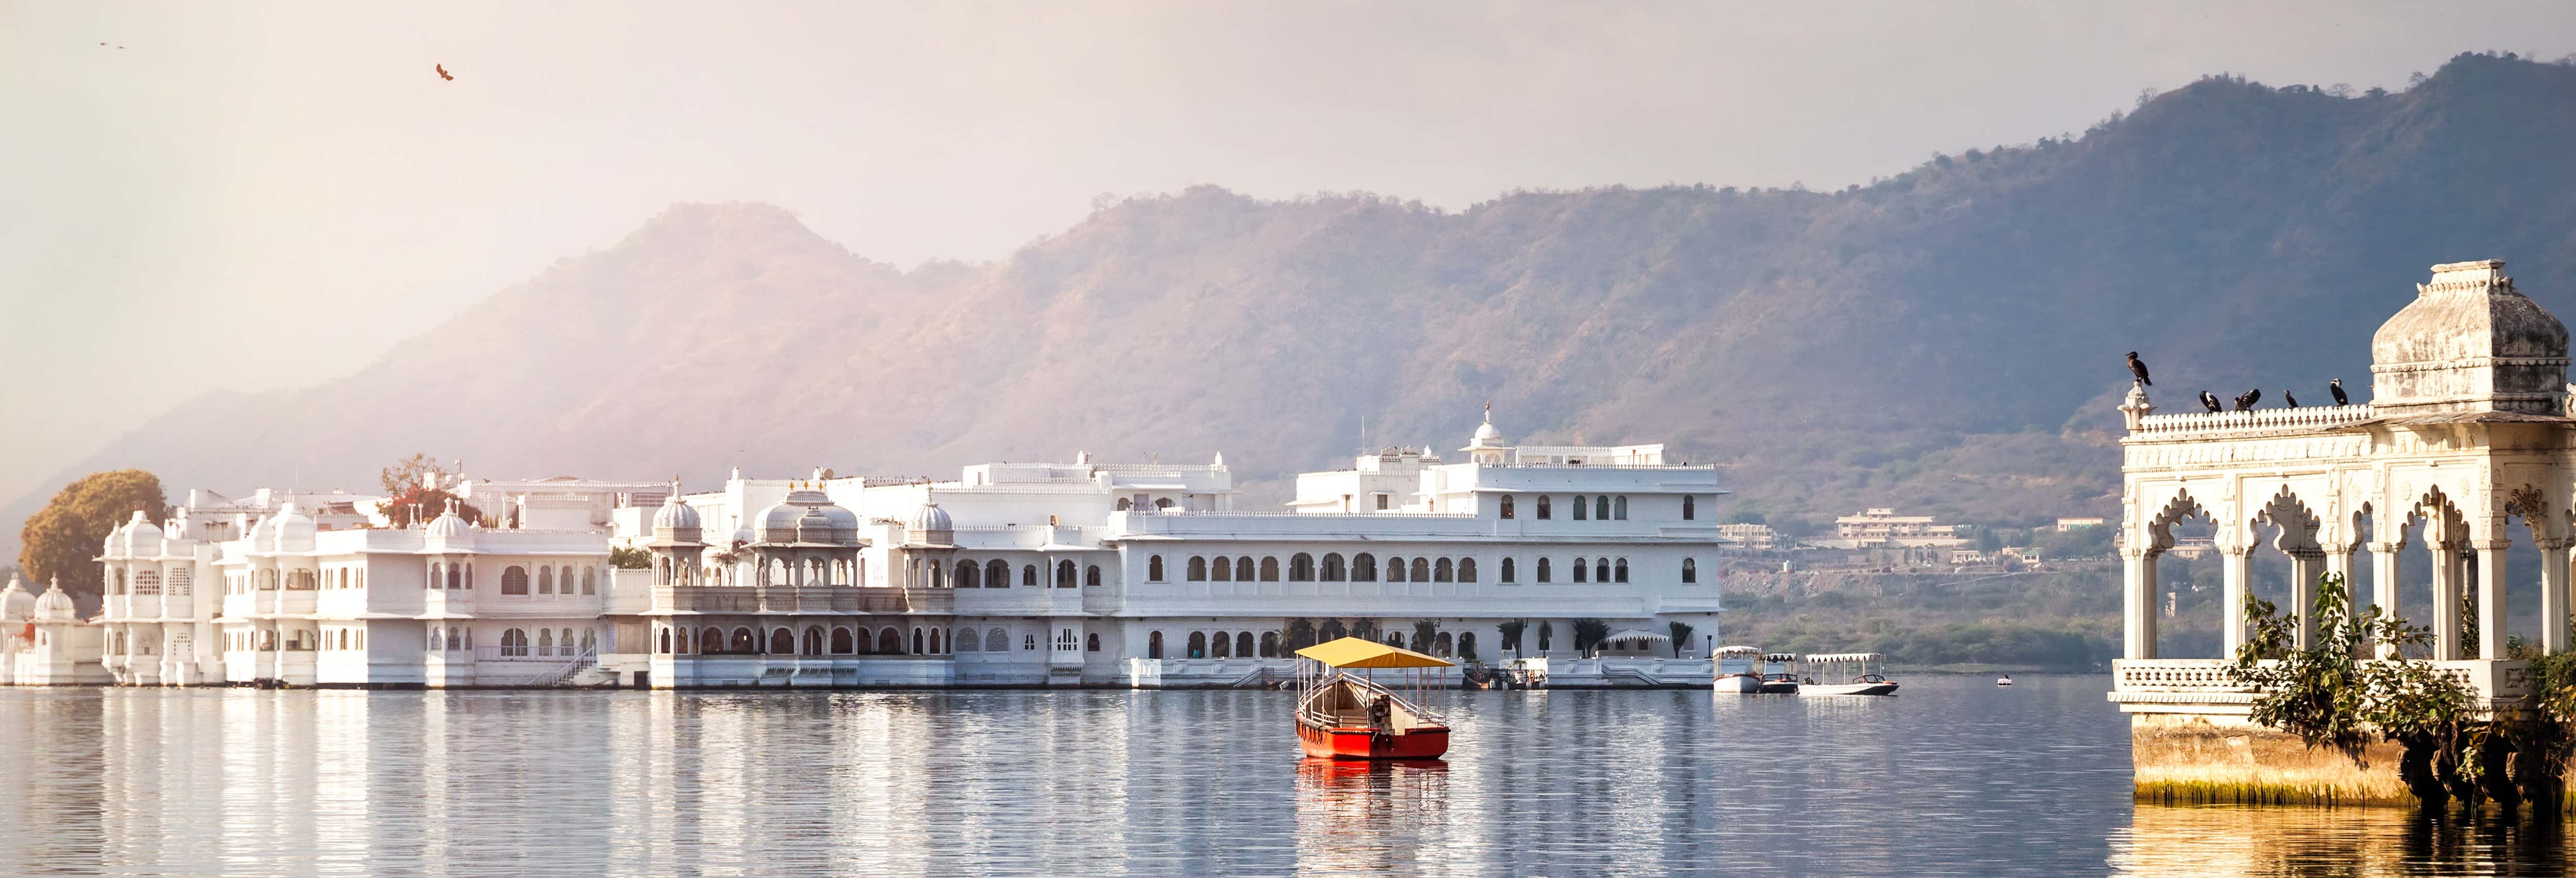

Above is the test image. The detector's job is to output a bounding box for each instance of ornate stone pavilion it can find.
[2111,260,2568,802]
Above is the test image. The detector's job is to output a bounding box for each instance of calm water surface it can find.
[0,676,2565,875]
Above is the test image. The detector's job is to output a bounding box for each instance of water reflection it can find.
[0,678,2567,875]
[2114,805,2569,876]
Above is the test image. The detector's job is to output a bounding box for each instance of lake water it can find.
[0,675,2565,875]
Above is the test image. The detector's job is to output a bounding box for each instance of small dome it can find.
[754,487,858,545]
[425,501,473,539]
[33,577,75,621]
[268,503,317,552]
[119,511,165,556]
[2370,260,2570,415]
[907,499,954,533]
[754,501,806,543]
[0,574,34,621]
[652,493,702,533]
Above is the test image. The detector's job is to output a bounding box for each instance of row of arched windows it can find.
[1502,494,1693,521]
[430,562,473,591]
[946,560,1098,589]
[952,627,1104,653]
[494,565,598,596]
[1180,553,1481,583]
[495,627,593,657]
[655,624,956,656]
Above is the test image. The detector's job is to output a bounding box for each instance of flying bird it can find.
[2233,389,2262,411]
[2199,391,2223,413]
[2125,351,2152,386]
[435,63,453,81]
[2330,379,2348,406]
[2284,391,2300,409]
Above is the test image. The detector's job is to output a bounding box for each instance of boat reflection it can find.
[1292,757,1452,873]
[2112,804,2568,876]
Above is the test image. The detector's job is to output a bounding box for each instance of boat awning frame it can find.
[1294,636,1454,669]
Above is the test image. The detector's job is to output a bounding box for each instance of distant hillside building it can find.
[2054,516,2106,531]
[1826,508,1970,548]
[1714,523,1781,551]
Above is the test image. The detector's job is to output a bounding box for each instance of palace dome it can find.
[2370,260,2570,416]
[116,511,164,557]
[33,577,75,621]
[424,501,474,541]
[755,487,858,545]
[266,503,317,552]
[652,493,702,533]
[0,574,34,621]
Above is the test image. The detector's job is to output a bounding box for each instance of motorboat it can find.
[1997,674,2013,687]
[1294,637,1453,760]
[1797,652,1899,696]
[1758,653,1802,694]
[1711,645,1765,693]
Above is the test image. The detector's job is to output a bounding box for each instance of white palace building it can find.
[1,413,1730,688]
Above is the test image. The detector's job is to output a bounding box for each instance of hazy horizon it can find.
[8,1,2576,503]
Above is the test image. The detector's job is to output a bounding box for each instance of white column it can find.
[2288,547,2325,650]
[2123,547,2158,660]
[2431,541,2460,661]
[2222,545,2253,656]
[2368,541,2404,659]
[2540,539,2571,654]
[2477,536,2510,661]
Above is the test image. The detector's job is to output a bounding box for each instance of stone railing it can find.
[2111,658,2529,712]
[2131,404,2377,438]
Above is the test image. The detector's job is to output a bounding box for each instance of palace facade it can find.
[4,412,1730,688]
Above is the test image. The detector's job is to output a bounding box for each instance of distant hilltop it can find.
[16,51,2576,557]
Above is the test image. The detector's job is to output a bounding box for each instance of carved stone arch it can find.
[2253,485,2324,554]
[2142,487,2212,554]
[2504,482,2566,543]
[2413,486,2469,546]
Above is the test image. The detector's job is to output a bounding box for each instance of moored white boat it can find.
[1796,652,1898,696]
[1711,645,1764,693]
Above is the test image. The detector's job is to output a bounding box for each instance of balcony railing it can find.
[2110,658,2528,706]
[2130,404,2378,438]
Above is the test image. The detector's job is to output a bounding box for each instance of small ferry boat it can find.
[1712,645,1765,693]
[1293,637,1454,760]
[1997,674,2013,687]
[1796,652,1899,697]
[1758,653,1802,694]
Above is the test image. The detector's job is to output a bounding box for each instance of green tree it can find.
[1667,620,1696,657]
[376,454,480,528]
[380,453,457,494]
[609,546,652,570]
[1572,619,1612,656]
[1498,619,1528,657]
[18,469,167,600]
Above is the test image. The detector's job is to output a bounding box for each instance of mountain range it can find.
[15,52,2576,555]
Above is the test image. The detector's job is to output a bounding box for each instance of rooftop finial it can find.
[1483,401,1492,423]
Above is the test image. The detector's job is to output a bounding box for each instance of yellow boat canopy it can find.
[1294,636,1455,669]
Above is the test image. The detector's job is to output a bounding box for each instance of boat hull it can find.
[1799,682,1899,697]
[1297,721,1451,760]
[1714,673,1763,694]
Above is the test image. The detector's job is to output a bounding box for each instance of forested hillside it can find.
[16,52,2576,553]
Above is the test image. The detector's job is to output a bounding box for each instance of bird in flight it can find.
[436,64,454,81]
[2124,351,2152,386]
[2198,391,2222,413]
[2329,379,2349,406]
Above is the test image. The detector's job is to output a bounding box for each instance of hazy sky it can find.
[6,1,2576,502]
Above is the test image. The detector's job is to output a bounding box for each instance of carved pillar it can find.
[2221,544,2253,656]
[2477,535,2511,660]
[2287,547,2326,650]
[2540,538,2572,654]
[2367,541,2404,659]
[2430,539,2461,661]
[2122,546,2158,660]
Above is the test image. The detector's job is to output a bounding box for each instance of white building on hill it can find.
[14,411,1728,688]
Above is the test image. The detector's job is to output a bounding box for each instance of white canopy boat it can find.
[1711,645,1764,693]
[1797,652,1899,696]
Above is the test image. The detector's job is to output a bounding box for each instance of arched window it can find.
[1597,496,1612,520]
[1087,633,1100,652]
[1149,555,1165,581]
[1321,553,1346,581]
[878,628,902,654]
[538,629,554,656]
[1682,495,1697,520]
[1187,632,1208,659]
[1352,553,1378,582]
[1538,622,1553,652]
[733,628,756,653]
[1459,558,1478,582]
[1615,496,1629,520]
[539,566,555,595]
[1148,631,1164,659]
[1259,557,1280,582]
[430,562,444,590]
[1682,557,1698,583]
[703,627,724,654]
[1574,558,1589,582]
[1022,564,1038,587]
[1435,632,1453,657]
[985,560,1007,589]
[501,566,529,595]
[656,628,669,654]
[1501,558,1517,582]
[955,628,979,652]
[1211,632,1231,658]
[1434,558,1453,582]
[1236,632,1254,657]
[501,628,529,657]
[1411,558,1431,582]
[1614,559,1630,582]
[1499,495,1515,519]
[832,628,855,654]
[912,629,925,654]
[1188,556,1208,581]
[1598,558,1614,583]
[1235,557,1255,581]
[985,630,1007,652]
[1573,497,1588,520]
[1386,557,1406,583]
[957,562,980,589]
[1539,558,1554,583]
[804,627,825,655]
[1057,561,1076,588]
[1154,498,1175,510]
[432,627,446,651]
[1537,495,1553,519]
[1290,553,1314,581]
[447,565,461,590]
[931,628,944,654]
[583,567,598,595]
[1086,565,1101,587]
[1209,555,1231,582]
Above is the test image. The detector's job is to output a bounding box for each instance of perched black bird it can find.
[2125,351,2152,386]
[2199,391,2223,413]
[2329,379,2348,406]
[2233,389,2262,411]
[2285,391,2300,409]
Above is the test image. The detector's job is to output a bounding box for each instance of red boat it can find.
[1293,636,1453,761]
